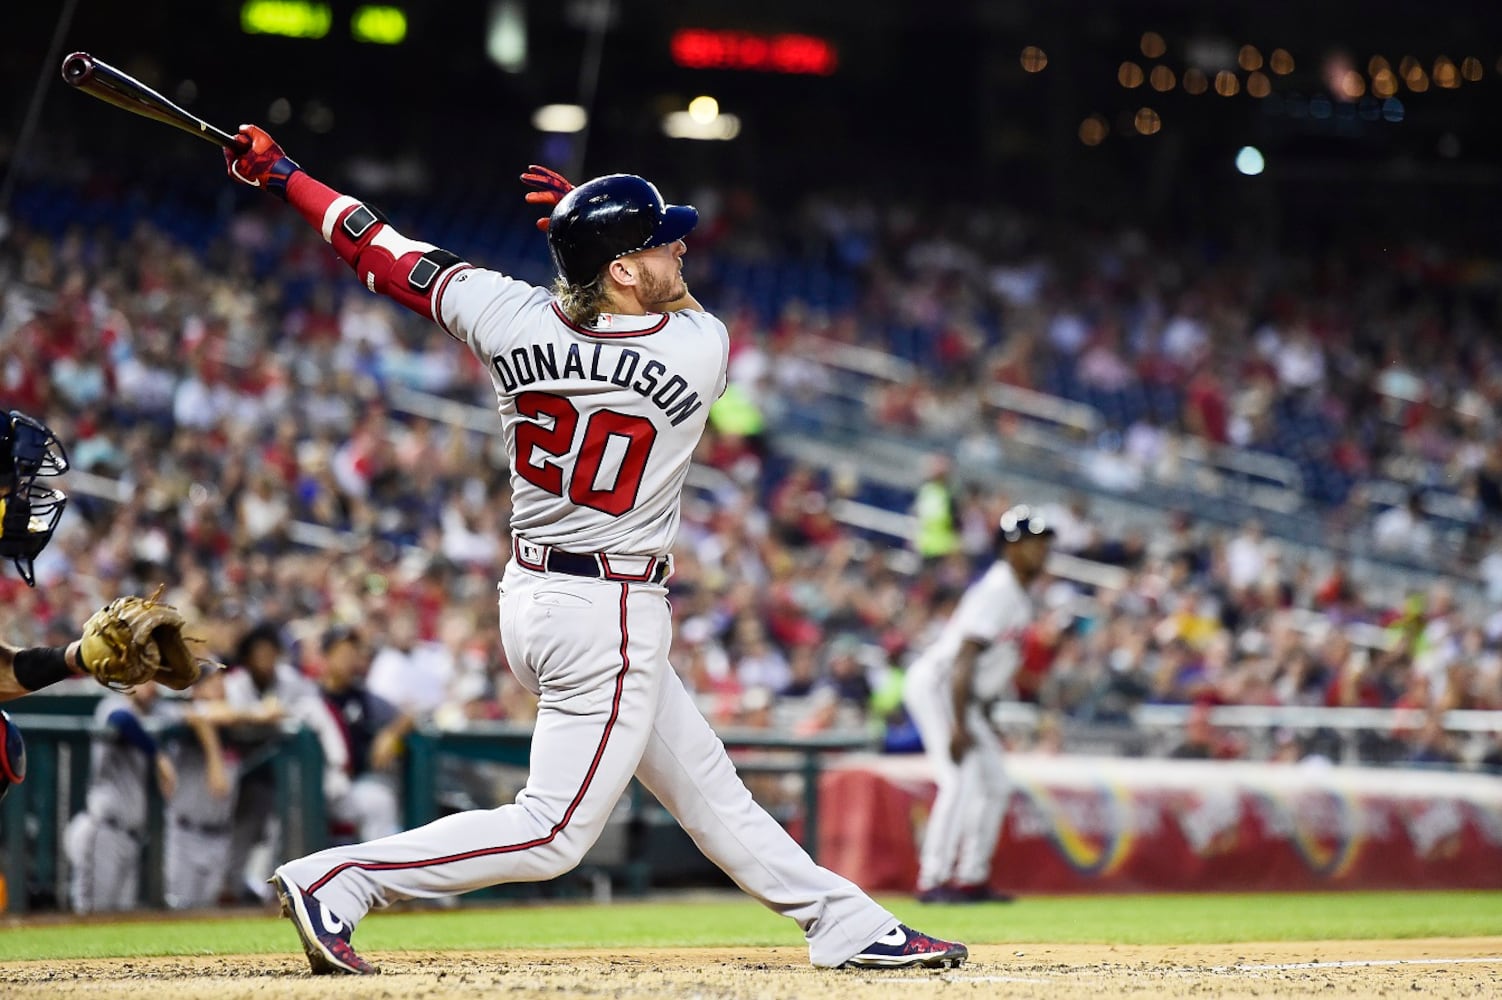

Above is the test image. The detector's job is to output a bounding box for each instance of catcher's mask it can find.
[0,410,69,587]
[0,710,25,803]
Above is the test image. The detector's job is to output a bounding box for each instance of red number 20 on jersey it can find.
[512,391,657,516]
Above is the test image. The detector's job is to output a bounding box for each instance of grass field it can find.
[2,890,1499,961]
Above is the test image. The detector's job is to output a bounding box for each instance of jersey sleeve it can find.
[951,569,1017,646]
[437,267,554,362]
[667,309,731,398]
[105,708,158,756]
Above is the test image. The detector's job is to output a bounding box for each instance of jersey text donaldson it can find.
[490,342,705,426]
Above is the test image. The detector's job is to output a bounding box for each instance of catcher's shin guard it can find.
[0,711,25,802]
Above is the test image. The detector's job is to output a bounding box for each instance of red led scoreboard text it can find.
[670,29,838,75]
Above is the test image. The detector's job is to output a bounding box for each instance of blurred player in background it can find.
[221,622,344,903]
[223,127,966,974]
[903,504,1054,903]
[64,682,177,912]
[319,626,408,843]
[163,667,285,909]
[164,668,237,909]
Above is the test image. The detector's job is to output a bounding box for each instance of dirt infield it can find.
[2,939,1499,999]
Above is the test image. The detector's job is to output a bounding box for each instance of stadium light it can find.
[532,104,587,134]
[488,0,527,73]
[351,6,407,45]
[688,96,720,124]
[1235,146,1265,175]
[662,111,741,141]
[241,0,332,39]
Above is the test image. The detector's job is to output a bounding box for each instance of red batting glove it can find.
[520,164,574,231]
[224,124,301,200]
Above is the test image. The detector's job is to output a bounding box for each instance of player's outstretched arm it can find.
[0,640,86,702]
[224,125,473,334]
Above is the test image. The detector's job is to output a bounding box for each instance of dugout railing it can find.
[0,712,866,913]
[4,702,1499,913]
[0,714,325,915]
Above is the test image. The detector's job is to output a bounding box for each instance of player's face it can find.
[324,639,361,686]
[1012,536,1052,578]
[633,241,688,307]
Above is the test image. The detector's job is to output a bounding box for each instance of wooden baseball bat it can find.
[60,52,242,149]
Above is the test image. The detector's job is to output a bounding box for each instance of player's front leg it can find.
[272,578,670,974]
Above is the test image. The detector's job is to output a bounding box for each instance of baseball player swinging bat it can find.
[60,53,244,150]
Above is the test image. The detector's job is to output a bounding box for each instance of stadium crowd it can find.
[1,172,1500,790]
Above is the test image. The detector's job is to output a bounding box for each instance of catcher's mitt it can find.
[78,586,201,691]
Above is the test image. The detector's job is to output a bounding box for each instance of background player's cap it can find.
[547,173,698,286]
[997,504,1056,544]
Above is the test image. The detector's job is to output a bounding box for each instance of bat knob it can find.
[61,52,95,85]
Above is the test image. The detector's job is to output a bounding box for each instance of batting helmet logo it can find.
[546,174,698,286]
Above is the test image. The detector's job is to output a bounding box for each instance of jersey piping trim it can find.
[303,583,634,896]
[550,301,669,338]
[431,263,474,338]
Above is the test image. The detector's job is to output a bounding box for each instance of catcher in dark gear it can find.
[0,409,69,588]
[0,410,202,802]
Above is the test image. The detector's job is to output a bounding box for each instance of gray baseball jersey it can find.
[69,692,170,912]
[167,731,238,828]
[442,270,730,556]
[164,722,239,910]
[85,693,160,830]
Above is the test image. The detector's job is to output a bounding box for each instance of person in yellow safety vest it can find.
[709,381,766,440]
[912,454,961,559]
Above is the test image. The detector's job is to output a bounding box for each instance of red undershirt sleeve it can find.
[284,170,473,336]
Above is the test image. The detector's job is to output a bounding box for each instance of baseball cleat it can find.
[948,883,1016,904]
[842,923,968,969]
[915,885,959,904]
[270,872,378,975]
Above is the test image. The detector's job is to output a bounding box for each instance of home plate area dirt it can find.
[2,939,1499,998]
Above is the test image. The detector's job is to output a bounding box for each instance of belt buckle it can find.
[515,538,549,571]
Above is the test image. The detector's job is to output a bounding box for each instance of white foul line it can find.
[1219,957,1502,973]
[883,975,1054,984]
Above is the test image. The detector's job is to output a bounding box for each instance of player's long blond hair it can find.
[553,275,608,327]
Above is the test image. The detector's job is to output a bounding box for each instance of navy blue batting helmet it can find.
[0,710,25,803]
[996,504,1056,546]
[546,174,698,286]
